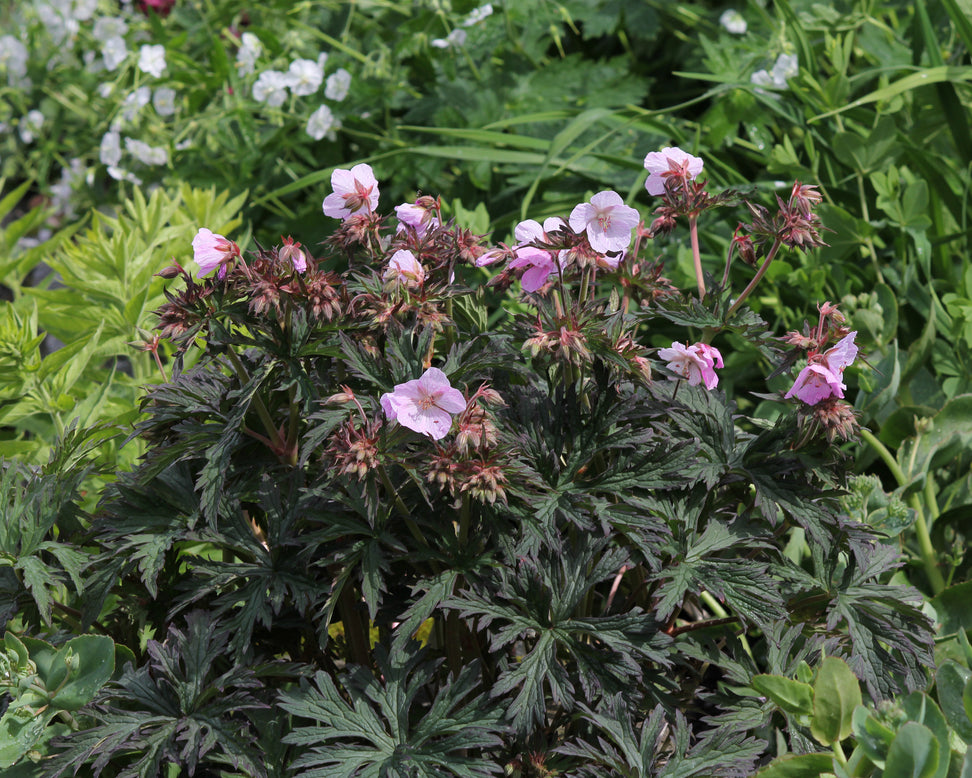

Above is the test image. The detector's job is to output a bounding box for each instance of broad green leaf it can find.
[853,704,893,768]
[754,752,834,777]
[883,722,938,778]
[751,674,814,717]
[935,662,972,742]
[0,702,58,769]
[811,657,862,745]
[930,582,972,637]
[901,693,951,778]
[50,635,115,711]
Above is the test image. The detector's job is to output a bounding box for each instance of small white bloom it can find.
[119,86,152,122]
[19,109,45,144]
[138,45,166,78]
[0,36,29,78]
[93,16,128,40]
[107,165,142,185]
[287,58,324,96]
[462,3,493,26]
[236,32,261,76]
[152,86,177,116]
[431,29,467,49]
[306,104,336,140]
[252,69,290,107]
[102,35,128,71]
[323,67,351,101]
[124,137,168,166]
[719,9,747,35]
[771,53,799,86]
[317,51,328,71]
[751,53,799,90]
[72,0,99,21]
[174,137,192,151]
[99,130,122,167]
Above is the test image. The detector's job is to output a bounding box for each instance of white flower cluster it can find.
[751,53,799,90]
[240,39,347,141]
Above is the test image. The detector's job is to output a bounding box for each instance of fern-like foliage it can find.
[279,644,507,777]
[44,613,275,778]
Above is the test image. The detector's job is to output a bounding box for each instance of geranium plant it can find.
[1,150,935,775]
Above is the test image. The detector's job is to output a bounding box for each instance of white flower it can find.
[252,70,290,107]
[462,3,493,26]
[43,13,80,47]
[287,58,324,96]
[236,32,261,76]
[771,53,799,85]
[719,9,747,35]
[138,44,166,78]
[153,86,177,116]
[19,109,45,144]
[752,53,799,90]
[0,36,28,78]
[102,35,128,71]
[107,165,142,185]
[317,51,328,70]
[119,86,151,123]
[431,29,467,49]
[72,0,99,21]
[124,137,168,166]
[99,130,122,167]
[306,104,338,140]
[93,16,128,40]
[323,68,351,101]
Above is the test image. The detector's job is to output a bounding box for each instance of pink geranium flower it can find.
[785,331,858,405]
[508,247,559,293]
[322,163,380,220]
[644,147,704,196]
[380,367,467,440]
[383,249,425,288]
[658,341,724,390]
[191,228,240,278]
[395,199,440,238]
[568,191,640,254]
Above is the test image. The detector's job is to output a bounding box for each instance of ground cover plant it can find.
[0,151,940,775]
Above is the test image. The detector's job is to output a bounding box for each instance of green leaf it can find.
[901,693,951,778]
[754,752,834,777]
[751,674,814,717]
[50,635,115,711]
[935,662,972,742]
[930,582,972,637]
[852,704,893,768]
[0,702,58,769]
[883,722,939,778]
[811,657,861,746]
[810,66,972,121]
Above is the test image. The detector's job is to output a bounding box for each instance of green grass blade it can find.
[810,66,972,121]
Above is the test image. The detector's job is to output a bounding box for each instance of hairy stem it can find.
[724,236,783,322]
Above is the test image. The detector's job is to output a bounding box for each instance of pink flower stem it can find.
[720,240,736,291]
[152,348,168,383]
[724,236,783,322]
[578,265,594,308]
[689,215,705,300]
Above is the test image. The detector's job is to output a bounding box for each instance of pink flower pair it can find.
[658,342,724,390]
[785,332,858,406]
